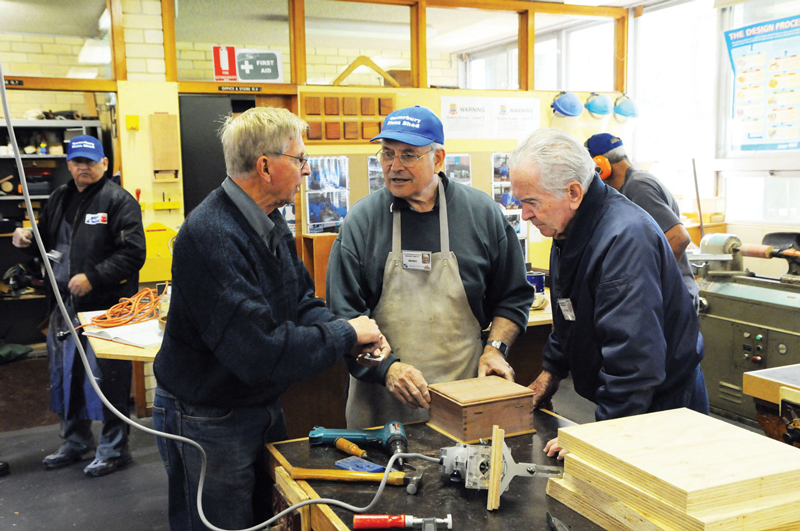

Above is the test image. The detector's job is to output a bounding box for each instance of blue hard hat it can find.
[584,93,612,116]
[551,92,583,117]
[614,94,638,118]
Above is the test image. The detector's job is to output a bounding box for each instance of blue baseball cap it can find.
[585,133,623,157]
[67,135,105,162]
[371,106,444,146]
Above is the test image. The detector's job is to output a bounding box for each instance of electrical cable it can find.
[0,59,439,531]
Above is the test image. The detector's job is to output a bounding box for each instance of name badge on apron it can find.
[402,251,432,271]
[557,298,576,321]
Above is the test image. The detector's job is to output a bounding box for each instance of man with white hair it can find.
[509,128,708,458]
[153,107,386,530]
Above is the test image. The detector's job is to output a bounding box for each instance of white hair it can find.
[509,129,595,197]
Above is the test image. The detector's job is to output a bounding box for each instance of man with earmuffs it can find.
[585,133,698,311]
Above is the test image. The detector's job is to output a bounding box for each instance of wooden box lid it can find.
[428,376,534,407]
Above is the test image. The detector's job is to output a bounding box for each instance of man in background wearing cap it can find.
[585,133,698,310]
[326,106,534,428]
[12,135,145,477]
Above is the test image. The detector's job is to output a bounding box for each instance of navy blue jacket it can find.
[154,187,357,408]
[24,177,145,313]
[543,176,702,421]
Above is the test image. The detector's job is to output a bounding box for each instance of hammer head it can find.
[405,470,424,495]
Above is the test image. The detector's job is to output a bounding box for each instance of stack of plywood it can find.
[546,408,800,530]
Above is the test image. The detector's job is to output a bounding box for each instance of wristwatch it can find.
[488,340,510,358]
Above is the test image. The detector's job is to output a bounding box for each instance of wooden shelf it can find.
[1,294,45,300]
[0,154,66,159]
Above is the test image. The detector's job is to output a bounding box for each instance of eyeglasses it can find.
[376,149,433,167]
[271,152,310,170]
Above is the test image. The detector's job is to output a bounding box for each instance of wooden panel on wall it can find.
[305,97,321,115]
[325,121,341,140]
[379,98,394,116]
[307,122,322,140]
[300,92,394,145]
[342,97,358,115]
[361,97,376,115]
[362,121,380,140]
[324,97,340,115]
[343,121,359,140]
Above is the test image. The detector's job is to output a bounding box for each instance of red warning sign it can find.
[212,46,237,82]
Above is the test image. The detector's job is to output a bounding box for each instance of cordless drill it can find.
[309,422,408,468]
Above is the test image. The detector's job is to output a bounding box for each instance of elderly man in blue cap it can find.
[12,135,145,476]
[326,106,534,428]
[585,133,698,310]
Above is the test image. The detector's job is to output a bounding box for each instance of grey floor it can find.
[0,375,756,531]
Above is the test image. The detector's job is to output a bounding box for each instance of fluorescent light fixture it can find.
[67,66,99,79]
[567,0,605,5]
[78,39,111,65]
[305,17,435,41]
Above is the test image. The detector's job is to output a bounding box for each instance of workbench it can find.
[266,410,601,531]
[77,312,156,417]
[743,364,800,442]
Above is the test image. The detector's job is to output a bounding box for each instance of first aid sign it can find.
[212,46,284,84]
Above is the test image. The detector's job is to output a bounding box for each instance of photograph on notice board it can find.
[367,156,385,194]
[306,156,349,191]
[492,152,519,209]
[444,154,471,186]
[503,209,527,239]
[306,190,349,232]
[279,204,296,236]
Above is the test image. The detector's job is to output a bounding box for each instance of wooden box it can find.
[427,376,535,443]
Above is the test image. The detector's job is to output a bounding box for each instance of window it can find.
[175,0,291,83]
[0,0,113,80]
[630,0,717,200]
[565,21,614,92]
[304,0,411,86]
[462,42,518,90]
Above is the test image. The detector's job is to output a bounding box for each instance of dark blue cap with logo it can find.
[67,135,105,162]
[585,133,623,157]
[371,105,444,146]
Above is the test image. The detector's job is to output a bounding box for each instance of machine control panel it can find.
[734,324,769,369]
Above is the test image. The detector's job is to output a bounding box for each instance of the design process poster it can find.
[725,15,800,151]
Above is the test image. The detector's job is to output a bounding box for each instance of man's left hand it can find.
[355,334,391,367]
[478,349,515,381]
[68,274,93,297]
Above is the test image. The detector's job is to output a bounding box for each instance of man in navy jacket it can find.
[509,129,708,459]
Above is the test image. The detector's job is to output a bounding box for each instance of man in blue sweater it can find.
[152,107,386,531]
[509,129,708,459]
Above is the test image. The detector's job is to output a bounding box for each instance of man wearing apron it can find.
[327,106,534,428]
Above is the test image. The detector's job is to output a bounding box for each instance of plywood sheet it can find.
[743,364,800,405]
[428,375,533,406]
[547,476,664,531]
[558,408,800,512]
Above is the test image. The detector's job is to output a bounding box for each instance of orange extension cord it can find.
[76,284,167,330]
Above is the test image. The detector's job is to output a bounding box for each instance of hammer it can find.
[291,467,424,495]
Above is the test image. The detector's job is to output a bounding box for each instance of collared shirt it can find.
[221,176,285,253]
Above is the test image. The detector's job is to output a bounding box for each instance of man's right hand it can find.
[529,369,561,411]
[347,315,382,351]
[385,362,430,410]
[12,228,32,248]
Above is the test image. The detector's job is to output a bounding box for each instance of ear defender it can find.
[593,155,612,179]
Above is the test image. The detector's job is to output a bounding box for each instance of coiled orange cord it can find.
[76,283,167,330]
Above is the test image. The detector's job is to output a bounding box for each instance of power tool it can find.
[309,422,408,468]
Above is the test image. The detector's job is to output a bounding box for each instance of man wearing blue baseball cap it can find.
[326,106,534,428]
[13,134,145,477]
[585,133,698,310]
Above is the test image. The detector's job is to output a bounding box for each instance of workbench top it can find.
[266,410,602,531]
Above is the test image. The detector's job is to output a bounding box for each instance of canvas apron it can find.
[345,179,483,428]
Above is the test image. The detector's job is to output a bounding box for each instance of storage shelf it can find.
[6,119,102,128]
[0,154,66,159]
[0,195,49,200]
[1,294,45,300]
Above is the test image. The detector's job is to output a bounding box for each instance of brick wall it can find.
[122,0,166,82]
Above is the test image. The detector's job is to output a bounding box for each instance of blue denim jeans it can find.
[152,387,288,531]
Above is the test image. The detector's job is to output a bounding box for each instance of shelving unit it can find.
[0,119,102,344]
